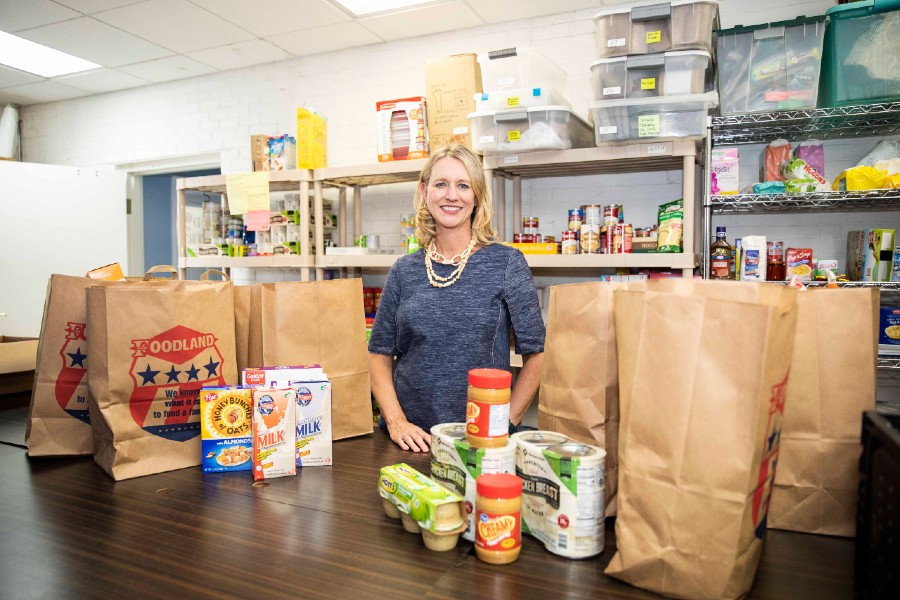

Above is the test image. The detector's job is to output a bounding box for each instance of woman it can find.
[368,144,545,452]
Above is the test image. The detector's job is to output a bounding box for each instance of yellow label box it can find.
[296,108,327,169]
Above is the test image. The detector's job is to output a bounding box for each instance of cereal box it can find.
[200,386,253,473]
[252,387,297,481]
[785,247,814,282]
[879,306,900,355]
[291,378,332,467]
[862,229,895,282]
[242,365,324,387]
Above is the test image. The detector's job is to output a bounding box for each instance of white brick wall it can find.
[15,0,899,287]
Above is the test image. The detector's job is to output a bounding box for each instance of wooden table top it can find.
[0,427,855,600]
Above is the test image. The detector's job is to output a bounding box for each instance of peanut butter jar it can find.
[466,368,512,449]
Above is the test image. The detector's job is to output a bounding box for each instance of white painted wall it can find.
[15,0,898,286]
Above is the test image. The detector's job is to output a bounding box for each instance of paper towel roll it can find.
[0,104,19,160]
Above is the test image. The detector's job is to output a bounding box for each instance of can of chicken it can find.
[431,423,517,542]
[511,430,570,542]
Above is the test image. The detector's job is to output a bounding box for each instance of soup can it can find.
[523,217,539,235]
[568,209,583,231]
[603,205,618,228]
[561,231,578,255]
[601,224,615,254]
[581,223,600,254]
[582,205,602,225]
[513,233,525,243]
[616,223,633,254]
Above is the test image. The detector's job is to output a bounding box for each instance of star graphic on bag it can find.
[67,347,87,368]
[185,364,200,381]
[137,364,160,385]
[203,356,220,378]
[164,365,181,383]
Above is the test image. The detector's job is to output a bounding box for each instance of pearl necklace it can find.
[425,239,476,288]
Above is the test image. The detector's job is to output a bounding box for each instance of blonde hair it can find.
[412,144,497,249]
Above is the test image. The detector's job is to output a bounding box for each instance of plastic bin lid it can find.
[588,91,719,109]
[593,0,719,20]
[716,14,826,36]
[467,105,591,126]
[590,49,711,67]
[475,87,555,100]
[826,0,900,18]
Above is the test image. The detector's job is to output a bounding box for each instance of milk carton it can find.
[252,387,297,480]
[290,378,332,467]
[200,386,253,473]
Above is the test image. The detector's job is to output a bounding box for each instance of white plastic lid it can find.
[467,105,590,124]
[593,0,719,20]
[588,91,719,109]
[590,49,711,68]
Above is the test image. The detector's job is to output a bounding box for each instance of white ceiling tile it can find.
[92,0,255,53]
[267,21,382,56]
[117,55,216,83]
[359,1,484,41]
[464,0,604,23]
[53,68,151,93]
[0,65,43,88]
[0,80,90,104]
[0,0,82,32]
[52,0,147,14]
[186,40,291,70]
[190,0,350,37]
[16,17,174,68]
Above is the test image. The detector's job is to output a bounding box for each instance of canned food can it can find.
[521,234,535,243]
[614,204,624,224]
[365,234,380,249]
[603,205,618,228]
[534,234,543,243]
[580,223,600,254]
[523,216,539,235]
[513,233,525,243]
[582,204,602,225]
[431,423,516,542]
[568,209,584,231]
[617,223,633,254]
[601,225,615,254]
[561,231,578,255]
[542,235,555,243]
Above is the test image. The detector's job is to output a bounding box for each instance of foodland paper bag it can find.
[233,283,252,374]
[538,281,623,516]
[768,287,879,537]
[606,279,799,600]
[25,275,95,456]
[87,280,237,480]
[256,279,373,440]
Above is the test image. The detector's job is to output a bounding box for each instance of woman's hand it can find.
[387,419,431,452]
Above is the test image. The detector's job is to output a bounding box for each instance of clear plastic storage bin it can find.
[477,47,567,92]
[593,0,720,58]
[590,50,712,100]
[474,87,570,112]
[588,92,718,144]
[717,16,826,114]
[468,105,594,154]
[818,0,900,107]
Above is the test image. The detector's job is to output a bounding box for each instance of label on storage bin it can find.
[504,155,519,164]
[602,86,621,96]
[607,38,626,48]
[640,78,656,91]
[507,97,520,107]
[479,135,495,144]
[596,126,618,135]
[507,130,521,142]
[499,77,515,85]
[646,143,668,155]
[638,115,661,137]
[453,126,469,135]
[646,31,661,44]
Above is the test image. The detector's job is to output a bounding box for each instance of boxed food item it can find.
[741,235,768,281]
[200,386,253,473]
[251,134,269,172]
[242,364,325,387]
[710,147,739,195]
[425,54,482,152]
[589,91,717,145]
[657,198,684,253]
[878,306,900,355]
[818,0,900,107]
[814,258,839,279]
[269,135,296,171]
[290,378,332,467]
[785,247,814,281]
[469,105,594,154]
[589,50,712,101]
[503,242,558,254]
[892,247,900,282]
[848,229,896,282]
[717,16,826,114]
[477,47,566,92]
[296,108,327,169]
[252,387,297,481]
[376,97,429,162]
[86,262,126,281]
[592,0,720,58]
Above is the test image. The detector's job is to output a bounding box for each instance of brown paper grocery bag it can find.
[25,275,95,456]
[87,280,237,480]
[538,281,624,516]
[606,280,799,600]
[768,287,879,537]
[233,283,252,374]
[256,279,373,440]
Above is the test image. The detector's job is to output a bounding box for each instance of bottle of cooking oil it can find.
[710,226,733,280]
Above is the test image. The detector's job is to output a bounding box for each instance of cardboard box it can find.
[848,229,895,282]
[86,263,125,281]
[878,306,900,355]
[200,386,253,473]
[503,242,557,254]
[269,135,296,171]
[252,387,297,480]
[424,54,482,153]
[296,108,327,169]
[291,379,332,467]
[376,97,429,162]
[251,134,269,172]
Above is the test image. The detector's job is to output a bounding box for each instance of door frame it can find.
[118,153,220,277]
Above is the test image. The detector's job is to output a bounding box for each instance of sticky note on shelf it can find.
[225,172,269,215]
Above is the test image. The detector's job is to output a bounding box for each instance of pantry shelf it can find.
[178,255,316,269]
[877,356,900,370]
[523,253,697,269]
[710,102,900,145]
[708,189,900,214]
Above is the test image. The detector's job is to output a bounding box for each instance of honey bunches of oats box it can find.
[200,386,253,473]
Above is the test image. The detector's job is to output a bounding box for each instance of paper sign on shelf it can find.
[225,172,269,216]
[246,209,270,231]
